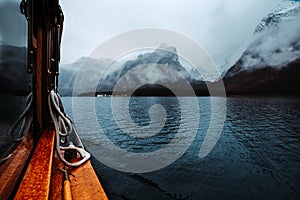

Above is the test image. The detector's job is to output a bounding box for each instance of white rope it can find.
[8,92,33,142]
[49,90,73,137]
[48,90,90,167]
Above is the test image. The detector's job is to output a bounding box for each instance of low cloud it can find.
[240,5,300,69]
[60,0,280,72]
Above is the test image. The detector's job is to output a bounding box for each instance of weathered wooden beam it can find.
[50,153,109,200]
[14,129,55,199]
[0,134,33,200]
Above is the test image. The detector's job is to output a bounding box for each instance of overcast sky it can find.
[0,0,27,46]
[60,0,281,68]
[0,0,281,69]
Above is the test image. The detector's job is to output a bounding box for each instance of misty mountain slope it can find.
[59,44,204,96]
[58,57,85,96]
[120,44,185,76]
[224,58,300,95]
[0,44,30,95]
[97,43,197,94]
[59,56,119,96]
[223,0,300,95]
[255,0,300,33]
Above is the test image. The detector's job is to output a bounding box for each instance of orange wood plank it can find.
[0,134,33,200]
[70,160,109,200]
[14,129,55,200]
[50,153,64,200]
[12,129,108,199]
[50,153,109,200]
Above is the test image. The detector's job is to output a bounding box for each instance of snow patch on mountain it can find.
[97,44,198,92]
[59,44,208,95]
[255,0,300,33]
[233,0,300,72]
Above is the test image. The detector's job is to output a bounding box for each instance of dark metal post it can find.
[21,0,63,133]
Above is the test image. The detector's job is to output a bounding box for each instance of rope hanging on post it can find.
[0,92,33,165]
[48,90,90,167]
[8,92,33,142]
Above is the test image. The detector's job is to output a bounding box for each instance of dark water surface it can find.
[1,96,299,199]
[61,96,300,200]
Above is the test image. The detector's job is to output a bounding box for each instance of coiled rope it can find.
[0,91,90,167]
[0,92,33,165]
[48,90,90,167]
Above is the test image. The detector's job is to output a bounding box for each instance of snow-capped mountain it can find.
[59,44,203,96]
[255,0,300,33]
[223,0,300,95]
[97,43,195,93]
[226,0,300,75]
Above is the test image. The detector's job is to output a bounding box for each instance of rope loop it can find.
[1,92,33,165]
[48,90,90,167]
[8,92,33,142]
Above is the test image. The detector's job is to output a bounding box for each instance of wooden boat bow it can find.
[0,0,108,199]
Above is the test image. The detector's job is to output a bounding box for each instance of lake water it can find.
[62,96,300,200]
[1,96,300,199]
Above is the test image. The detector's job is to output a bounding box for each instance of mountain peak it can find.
[222,0,300,95]
[254,0,300,33]
[157,43,177,54]
[227,0,300,73]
